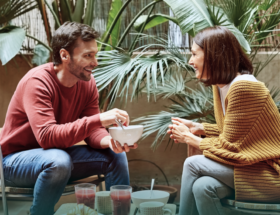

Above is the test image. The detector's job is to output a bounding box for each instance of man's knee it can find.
[111,152,128,166]
[43,149,72,182]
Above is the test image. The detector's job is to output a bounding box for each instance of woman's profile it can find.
[168,26,280,215]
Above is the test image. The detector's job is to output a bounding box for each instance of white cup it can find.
[139,202,172,215]
[95,191,112,214]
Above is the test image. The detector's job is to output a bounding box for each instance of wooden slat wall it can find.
[11,0,280,52]
[11,0,189,52]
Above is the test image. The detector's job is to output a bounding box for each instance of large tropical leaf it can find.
[214,0,260,29]
[0,0,37,25]
[102,0,122,50]
[0,26,25,65]
[205,3,251,53]
[163,0,251,53]
[163,0,213,36]
[84,0,95,26]
[134,14,178,32]
[32,44,50,66]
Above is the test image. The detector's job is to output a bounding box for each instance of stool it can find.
[221,199,280,215]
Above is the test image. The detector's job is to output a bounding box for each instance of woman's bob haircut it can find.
[193,26,253,86]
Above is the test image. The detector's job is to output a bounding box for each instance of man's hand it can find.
[167,117,205,136]
[100,108,130,127]
[109,138,138,153]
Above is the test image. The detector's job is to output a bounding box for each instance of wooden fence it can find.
[11,0,280,53]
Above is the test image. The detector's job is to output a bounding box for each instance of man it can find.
[0,22,137,215]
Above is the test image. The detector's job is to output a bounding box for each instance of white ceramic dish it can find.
[109,125,143,146]
[131,190,170,208]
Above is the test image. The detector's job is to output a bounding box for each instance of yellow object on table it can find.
[55,203,177,215]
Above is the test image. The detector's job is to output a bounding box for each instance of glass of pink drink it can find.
[110,185,132,215]
[75,183,96,209]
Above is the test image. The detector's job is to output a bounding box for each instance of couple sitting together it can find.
[1,22,280,215]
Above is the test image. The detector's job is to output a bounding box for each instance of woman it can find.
[168,26,280,215]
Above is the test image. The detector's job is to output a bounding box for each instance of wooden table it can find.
[55,203,177,215]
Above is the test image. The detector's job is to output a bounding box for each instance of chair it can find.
[0,128,105,215]
[221,199,280,214]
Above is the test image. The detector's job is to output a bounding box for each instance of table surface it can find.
[55,203,177,215]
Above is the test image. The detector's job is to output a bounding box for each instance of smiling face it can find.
[189,41,207,80]
[67,37,98,81]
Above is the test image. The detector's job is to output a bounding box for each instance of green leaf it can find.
[133,84,214,149]
[0,26,25,65]
[94,35,190,109]
[259,0,278,11]
[32,44,50,66]
[134,14,178,32]
[102,0,122,50]
[163,0,213,36]
[214,0,260,29]
[59,0,72,22]
[0,0,37,25]
[84,0,95,26]
[206,4,251,53]
[52,0,61,29]
[72,0,84,23]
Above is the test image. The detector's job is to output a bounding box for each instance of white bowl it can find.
[131,190,170,208]
[109,125,143,146]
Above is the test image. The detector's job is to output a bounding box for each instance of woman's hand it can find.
[168,117,205,136]
[169,120,202,149]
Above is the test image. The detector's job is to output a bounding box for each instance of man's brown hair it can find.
[51,21,100,66]
[193,26,253,86]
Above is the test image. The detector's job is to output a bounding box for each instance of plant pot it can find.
[132,184,178,203]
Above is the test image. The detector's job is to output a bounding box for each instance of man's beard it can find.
[68,59,91,81]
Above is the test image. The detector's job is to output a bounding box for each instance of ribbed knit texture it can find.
[200,81,280,202]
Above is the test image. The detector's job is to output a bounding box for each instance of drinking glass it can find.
[110,185,132,215]
[75,183,96,209]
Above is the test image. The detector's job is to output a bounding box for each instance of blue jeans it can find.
[3,145,129,215]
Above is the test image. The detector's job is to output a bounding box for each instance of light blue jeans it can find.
[3,145,129,215]
[179,155,236,215]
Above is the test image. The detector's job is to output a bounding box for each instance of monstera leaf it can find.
[0,26,25,65]
[32,44,50,66]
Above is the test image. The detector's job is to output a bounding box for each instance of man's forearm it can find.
[100,135,111,149]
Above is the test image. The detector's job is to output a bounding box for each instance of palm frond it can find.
[0,0,37,25]
[133,84,214,149]
[213,0,260,30]
[205,1,251,53]
[93,35,191,110]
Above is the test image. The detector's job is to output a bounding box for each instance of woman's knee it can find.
[192,176,233,200]
[183,155,204,174]
[192,177,216,199]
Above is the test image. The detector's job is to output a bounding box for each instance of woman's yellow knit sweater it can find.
[200,80,280,203]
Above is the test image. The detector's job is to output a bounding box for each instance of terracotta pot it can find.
[132,184,177,203]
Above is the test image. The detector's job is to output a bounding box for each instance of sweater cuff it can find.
[202,123,220,137]
[88,113,103,128]
[199,137,212,151]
